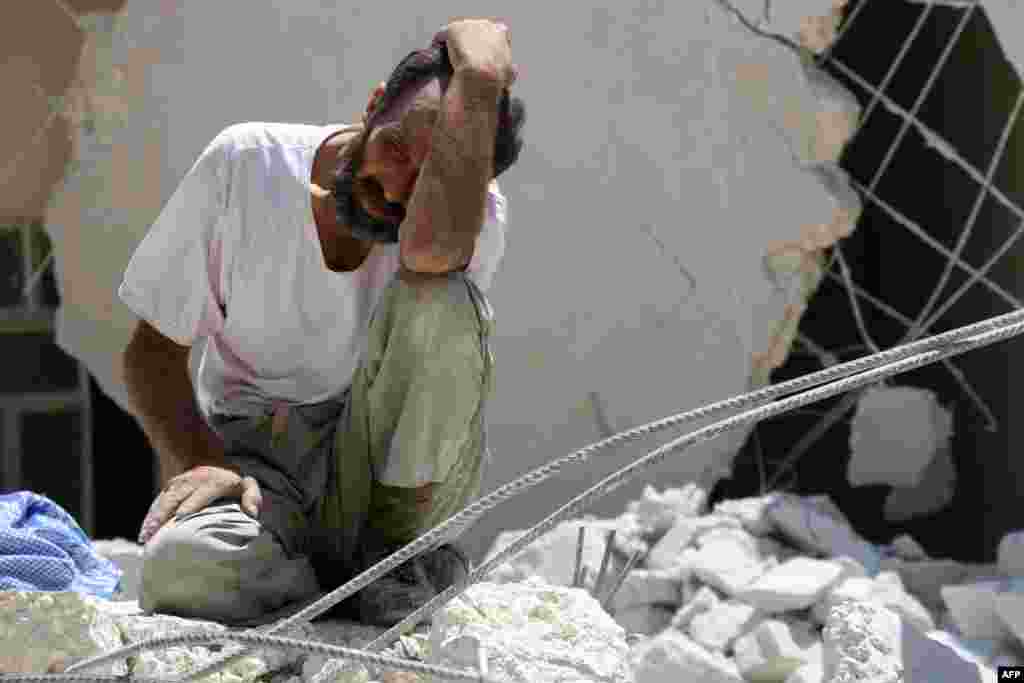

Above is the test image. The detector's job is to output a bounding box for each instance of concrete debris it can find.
[713,494,782,536]
[732,619,820,683]
[688,600,761,652]
[889,534,931,562]
[606,567,685,612]
[738,557,846,613]
[942,579,1024,642]
[6,484,1024,682]
[847,386,954,489]
[628,484,708,537]
[767,494,881,573]
[647,515,741,571]
[0,591,126,675]
[822,601,905,682]
[671,585,721,631]
[999,530,1024,578]
[993,592,1024,649]
[869,571,937,635]
[629,629,743,683]
[880,557,970,611]
[429,578,633,683]
[811,576,875,623]
[691,534,772,597]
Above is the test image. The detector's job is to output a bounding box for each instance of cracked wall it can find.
[5,0,868,557]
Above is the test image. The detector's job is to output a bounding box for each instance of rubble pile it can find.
[2,487,1023,682]
[483,485,1024,682]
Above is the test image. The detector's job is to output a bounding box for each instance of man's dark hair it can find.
[332,43,526,245]
[368,42,526,178]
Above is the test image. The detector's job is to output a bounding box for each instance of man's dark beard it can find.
[331,159,405,244]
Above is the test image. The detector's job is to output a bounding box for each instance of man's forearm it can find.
[124,345,227,487]
[400,68,502,272]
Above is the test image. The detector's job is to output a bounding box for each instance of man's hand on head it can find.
[432,18,517,89]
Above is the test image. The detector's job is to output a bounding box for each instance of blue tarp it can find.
[0,491,121,599]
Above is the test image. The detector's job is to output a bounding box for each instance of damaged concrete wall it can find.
[9,1,866,556]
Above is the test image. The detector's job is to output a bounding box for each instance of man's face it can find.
[333,78,442,243]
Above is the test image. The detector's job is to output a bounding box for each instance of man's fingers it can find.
[173,483,230,520]
[138,484,194,543]
[240,476,262,518]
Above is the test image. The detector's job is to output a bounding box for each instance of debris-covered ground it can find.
[3,485,1022,682]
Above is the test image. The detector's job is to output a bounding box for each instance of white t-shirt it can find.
[119,121,507,419]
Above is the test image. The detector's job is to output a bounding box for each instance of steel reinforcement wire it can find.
[0,631,500,683]
[19,308,1018,683]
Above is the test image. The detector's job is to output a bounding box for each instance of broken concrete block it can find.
[0,591,126,675]
[429,578,632,683]
[671,585,721,631]
[870,570,936,634]
[688,526,769,596]
[646,515,742,571]
[614,605,675,637]
[117,610,316,681]
[629,629,743,683]
[811,576,875,623]
[646,518,701,571]
[606,567,684,612]
[688,600,762,652]
[627,483,708,536]
[847,385,953,488]
[942,580,1019,641]
[739,557,846,613]
[998,530,1024,578]
[833,555,870,579]
[733,619,821,683]
[755,536,800,564]
[767,495,881,573]
[694,525,759,552]
[784,657,825,683]
[881,558,969,611]
[822,601,903,682]
[890,534,931,562]
[713,494,782,536]
[484,520,621,592]
[993,591,1024,649]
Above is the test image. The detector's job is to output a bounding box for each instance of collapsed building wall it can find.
[11,0,863,559]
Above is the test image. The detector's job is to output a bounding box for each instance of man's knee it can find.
[383,270,489,360]
[138,503,313,624]
[395,268,476,311]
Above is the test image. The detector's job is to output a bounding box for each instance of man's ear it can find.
[363,81,387,125]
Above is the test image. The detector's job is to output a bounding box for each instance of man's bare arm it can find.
[123,320,227,486]
[400,20,514,274]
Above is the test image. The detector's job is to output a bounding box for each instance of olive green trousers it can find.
[138,271,494,626]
